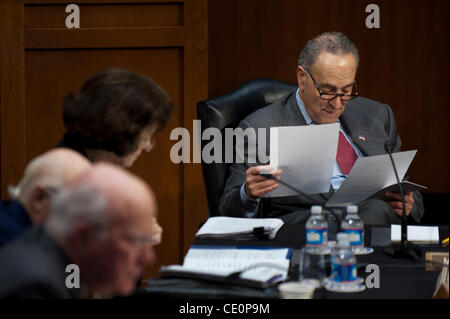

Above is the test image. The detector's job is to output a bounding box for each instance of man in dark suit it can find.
[218,32,424,225]
[0,163,160,298]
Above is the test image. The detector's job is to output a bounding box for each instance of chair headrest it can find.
[196,78,297,216]
[197,78,297,129]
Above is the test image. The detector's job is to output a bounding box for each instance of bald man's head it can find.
[45,163,158,296]
[70,163,157,225]
[10,148,91,224]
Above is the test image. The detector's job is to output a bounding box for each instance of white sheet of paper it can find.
[391,225,439,243]
[195,216,284,239]
[325,150,417,207]
[263,123,339,197]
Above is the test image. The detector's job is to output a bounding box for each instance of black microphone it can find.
[383,140,421,260]
[231,163,344,231]
[384,140,394,153]
[238,162,319,203]
[385,141,407,245]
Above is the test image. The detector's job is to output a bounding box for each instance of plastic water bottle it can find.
[341,205,364,250]
[305,206,328,254]
[330,233,357,283]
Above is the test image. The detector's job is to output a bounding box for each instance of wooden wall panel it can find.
[182,0,208,255]
[24,3,183,28]
[1,0,208,283]
[0,2,27,200]
[25,49,184,278]
[209,0,449,194]
[24,49,182,160]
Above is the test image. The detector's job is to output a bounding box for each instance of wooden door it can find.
[0,0,208,282]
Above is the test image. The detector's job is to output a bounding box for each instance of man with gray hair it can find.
[219,32,424,225]
[0,148,91,246]
[0,163,160,298]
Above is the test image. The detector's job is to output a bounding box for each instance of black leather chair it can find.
[197,78,297,216]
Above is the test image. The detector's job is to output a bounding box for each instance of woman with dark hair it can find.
[58,68,173,167]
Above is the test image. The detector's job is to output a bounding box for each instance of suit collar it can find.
[340,98,375,156]
[284,91,307,126]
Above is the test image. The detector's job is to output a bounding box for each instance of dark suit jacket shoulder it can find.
[0,200,32,247]
[0,226,80,299]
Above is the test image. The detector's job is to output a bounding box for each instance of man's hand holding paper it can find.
[244,165,281,199]
[385,191,415,217]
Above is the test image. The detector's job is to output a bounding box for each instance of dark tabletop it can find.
[144,224,449,299]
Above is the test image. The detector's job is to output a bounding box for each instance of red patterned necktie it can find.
[336,131,358,175]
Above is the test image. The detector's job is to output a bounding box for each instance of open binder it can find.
[159,246,293,289]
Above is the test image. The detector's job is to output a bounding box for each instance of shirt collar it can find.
[295,88,313,125]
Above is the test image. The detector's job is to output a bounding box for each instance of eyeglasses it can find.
[302,66,359,102]
[119,232,160,248]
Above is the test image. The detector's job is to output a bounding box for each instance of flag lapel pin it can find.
[358,135,366,141]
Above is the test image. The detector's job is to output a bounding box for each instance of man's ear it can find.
[27,186,51,224]
[297,66,306,92]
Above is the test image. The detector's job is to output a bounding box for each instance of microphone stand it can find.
[232,163,344,231]
[383,142,421,260]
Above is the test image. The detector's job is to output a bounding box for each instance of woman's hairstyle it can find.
[63,68,173,156]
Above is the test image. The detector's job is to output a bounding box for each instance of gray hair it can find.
[298,32,360,69]
[44,185,109,240]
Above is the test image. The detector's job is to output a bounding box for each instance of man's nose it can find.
[329,95,344,109]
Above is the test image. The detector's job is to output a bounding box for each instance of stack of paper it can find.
[326,150,420,207]
[391,225,439,243]
[196,216,284,240]
[161,246,291,284]
[260,124,426,204]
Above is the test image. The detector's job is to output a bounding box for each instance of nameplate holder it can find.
[433,256,449,299]
[425,251,449,271]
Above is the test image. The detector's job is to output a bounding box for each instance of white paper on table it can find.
[263,123,340,197]
[391,225,439,243]
[325,150,417,207]
[195,216,284,239]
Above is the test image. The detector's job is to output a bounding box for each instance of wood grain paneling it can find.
[1,0,208,283]
[0,3,27,194]
[209,0,449,194]
[25,3,183,28]
[182,0,208,255]
[25,48,185,273]
[25,27,185,49]
[22,0,180,3]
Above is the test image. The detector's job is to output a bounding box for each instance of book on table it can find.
[160,245,292,288]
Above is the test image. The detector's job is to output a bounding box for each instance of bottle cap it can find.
[336,233,350,248]
[346,205,358,214]
[311,205,322,214]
